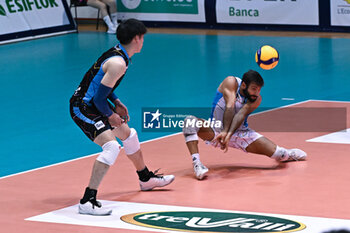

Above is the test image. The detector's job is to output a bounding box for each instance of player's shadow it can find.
[101,188,173,202]
[179,162,287,180]
[41,196,84,207]
[206,163,287,180]
[41,188,174,209]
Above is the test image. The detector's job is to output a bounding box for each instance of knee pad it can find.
[183,115,199,142]
[184,133,198,143]
[122,128,140,155]
[96,140,121,166]
[183,115,200,135]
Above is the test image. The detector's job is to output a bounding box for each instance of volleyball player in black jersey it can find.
[70,19,174,215]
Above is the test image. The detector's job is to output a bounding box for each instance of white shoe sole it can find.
[78,203,112,216]
[194,163,209,180]
[196,169,209,180]
[140,175,175,191]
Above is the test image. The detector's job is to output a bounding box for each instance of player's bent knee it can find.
[183,115,200,142]
[113,123,131,141]
[122,128,140,155]
[183,115,200,135]
[96,140,121,166]
[185,134,199,142]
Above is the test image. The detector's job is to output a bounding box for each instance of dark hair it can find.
[242,69,264,87]
[117,18,147,45]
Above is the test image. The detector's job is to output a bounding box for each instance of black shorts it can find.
[70,99,112,141]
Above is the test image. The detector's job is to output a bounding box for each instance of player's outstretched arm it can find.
[213,77,238,148]
[220,76,238,133]
[221,96,261,152]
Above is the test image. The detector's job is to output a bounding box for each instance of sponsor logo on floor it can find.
[121,211,305,232]
[26,201,350,233]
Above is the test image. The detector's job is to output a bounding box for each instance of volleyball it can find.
[255,45,279,70]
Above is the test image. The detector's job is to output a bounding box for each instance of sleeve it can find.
[93,83,114,117]
[108,92,118,102]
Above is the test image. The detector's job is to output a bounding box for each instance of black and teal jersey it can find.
[70,44,130,104]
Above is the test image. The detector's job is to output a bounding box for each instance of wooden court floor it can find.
[1,22,350,232]
[1,100,349,233]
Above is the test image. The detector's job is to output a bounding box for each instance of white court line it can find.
[309,99,350,103]
[0,30,77,45]
[252,99,311,116]
[306,128,350,144]
[0,100,312,180]
[3,99,345,181]
[0,132,181,180]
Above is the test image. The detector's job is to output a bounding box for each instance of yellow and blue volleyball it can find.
[255,45,279,70]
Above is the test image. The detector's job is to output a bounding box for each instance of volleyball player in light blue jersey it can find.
[183,70,307,180]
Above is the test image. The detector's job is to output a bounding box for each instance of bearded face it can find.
[241,82,261,102]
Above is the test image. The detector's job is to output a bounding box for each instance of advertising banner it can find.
[0,0,75,43]
[216,0,319,25]
[116,0,205,22]
[331,0,350,26]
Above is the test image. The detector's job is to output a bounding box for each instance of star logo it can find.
[143,109,162,129]
[150,109,162,122]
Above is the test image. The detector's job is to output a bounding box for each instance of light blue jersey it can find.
[210,77,249,130]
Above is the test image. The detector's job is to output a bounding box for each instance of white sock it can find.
[191,153,200,163]
[111,12,118,26]
[271,146,289,161]
[103,15,115,29]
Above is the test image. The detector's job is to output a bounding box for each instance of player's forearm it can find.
[222,107,235,133]
[93,84,114,117]
[227,112,245,134]
[108,92,119,103]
